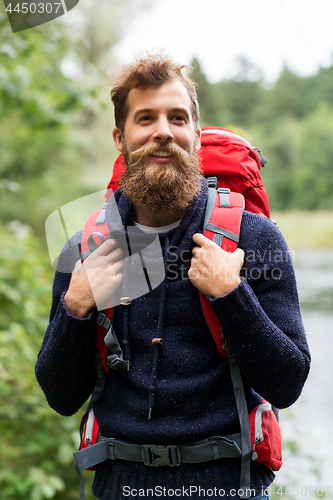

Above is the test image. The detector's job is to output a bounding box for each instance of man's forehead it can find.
[127,80,193,113]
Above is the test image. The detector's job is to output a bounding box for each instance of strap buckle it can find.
[96,312,111,330]
[142,444,181,467]
[207,176,217,188]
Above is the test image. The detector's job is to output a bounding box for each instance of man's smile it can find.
[149,150,176,163]
[150,150,173,157]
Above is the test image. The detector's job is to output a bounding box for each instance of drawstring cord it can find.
[148,337,163,419]
[147,235,170,419]
[122,305,131,371]
[121,242,132,369]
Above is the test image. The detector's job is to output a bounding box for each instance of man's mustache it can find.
[128,142,192,165]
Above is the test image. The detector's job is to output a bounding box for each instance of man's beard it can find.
[120,141,203,213]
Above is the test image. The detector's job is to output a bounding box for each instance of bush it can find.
[0,225,93,499]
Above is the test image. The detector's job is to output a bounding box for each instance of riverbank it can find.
[270,211,333,249]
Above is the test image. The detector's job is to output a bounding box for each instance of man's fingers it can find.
[92,238,120,256]
[110,260,124,275]
[104,247,124,263]
[73,259,83,273]
[192,246,199,258]
[84,239,124,268]
[193,234,245,262]
[234,248,245,264]
[192,233,217,248]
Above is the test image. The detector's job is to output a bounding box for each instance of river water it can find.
[273,249,333,495]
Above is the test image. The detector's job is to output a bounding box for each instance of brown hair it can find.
[110,52,200,133]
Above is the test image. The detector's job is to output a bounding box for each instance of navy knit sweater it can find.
[35,181,310,499]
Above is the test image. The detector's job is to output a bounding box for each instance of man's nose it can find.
[152,117,174,142]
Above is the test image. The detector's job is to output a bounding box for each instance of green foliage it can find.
[0,7,88,234]
[258,66,307,122]
[254,118,301,210]
[0,10,79,181]
[0,227,95,499]
[191,56,333,211]
[190,58,219,126]
[209,57,264,129]
[294,103,333,209]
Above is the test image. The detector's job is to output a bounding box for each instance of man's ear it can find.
[113,127,123,153]
[195,128,201,151]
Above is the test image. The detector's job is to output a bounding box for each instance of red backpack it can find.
[74,128,281,500]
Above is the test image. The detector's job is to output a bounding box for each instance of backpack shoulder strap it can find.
[81,204,109,261]
[201,187,252,497]
[80,204,116,376]
[200,187,245,357]
[204,187,244,251]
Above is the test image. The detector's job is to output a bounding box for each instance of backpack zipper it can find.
[85,409,95,446]
[254,402,271,444]
[253,147,267,167]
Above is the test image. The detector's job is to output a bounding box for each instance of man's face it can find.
[114,79,200,159]
[113,80,202,213]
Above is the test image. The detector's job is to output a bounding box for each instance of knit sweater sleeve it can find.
[35,231,97,416]
[209,214,310,409]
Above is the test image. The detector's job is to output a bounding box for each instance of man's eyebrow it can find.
[133,107,190,120]
[133,108,153,120]
[172,107,190,116]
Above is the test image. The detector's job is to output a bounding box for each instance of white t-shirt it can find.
[131,219,181,235]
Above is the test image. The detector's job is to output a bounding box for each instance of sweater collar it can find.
[105,177,208,258]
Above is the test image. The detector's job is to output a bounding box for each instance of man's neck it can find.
[130,205,186,228]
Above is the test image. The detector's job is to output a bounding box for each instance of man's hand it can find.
[188,233,244,298]
[64,239,124,318]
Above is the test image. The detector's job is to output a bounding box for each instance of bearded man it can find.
[36,53,310,500]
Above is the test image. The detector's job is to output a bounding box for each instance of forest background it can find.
[1,0,333,499]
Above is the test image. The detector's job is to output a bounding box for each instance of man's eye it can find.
[139,116,152,122]
[173,115,186,122]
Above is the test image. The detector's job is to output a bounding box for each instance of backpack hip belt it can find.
[74,432,242,471]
